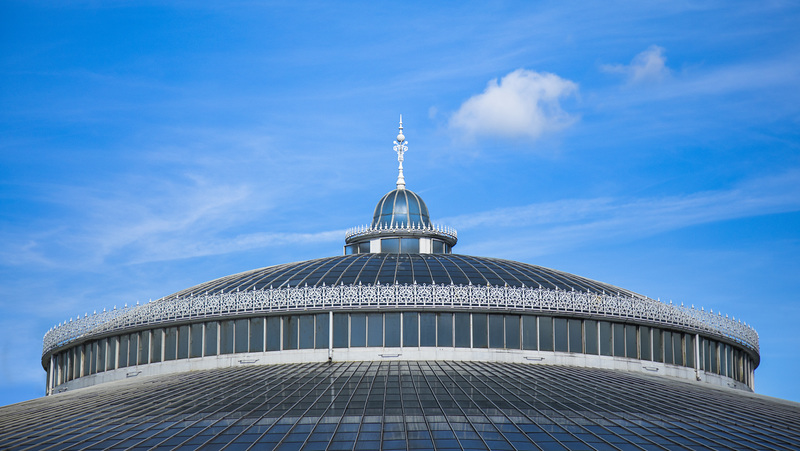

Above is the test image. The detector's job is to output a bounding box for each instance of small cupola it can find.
[344,117,457,255]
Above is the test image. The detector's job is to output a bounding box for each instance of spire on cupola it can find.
[393,115,407,190]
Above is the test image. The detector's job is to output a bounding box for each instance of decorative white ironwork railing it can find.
[345,223,457,241]
[42,283,758,356]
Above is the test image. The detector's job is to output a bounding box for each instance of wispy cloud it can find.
[602,45,670,84]
[448,69,578,142]
[447,170,800,258]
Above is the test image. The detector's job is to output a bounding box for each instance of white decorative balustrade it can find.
[345,223,457,241]
[43,283,759,357]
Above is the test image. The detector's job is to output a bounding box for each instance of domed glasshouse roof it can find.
[371,188,432,228]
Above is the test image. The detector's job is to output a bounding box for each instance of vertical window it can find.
[625,324,637,359]
[205,322,218,356]
[432,240,444,254]
[505,315,521,350]
[165,327,178,361]
[522,316,538,350]
[333,313,348,349]
[151,328,163,363]
[664,331,674,364]
[315,313,329,349]
[88,342,96,375]
[177,325,189,359]
[403,312,418,347]
[267,316,281,351]
[250,317,264,352]
[639,326,651,361]
[382,238,400,253]
[726,345,733,377]
[138,331,150,365]
[437,313,453,347]
[568,319,582,353]
[653,329,663,363]
[489,314,505,349]
[350,313,366,347]
[599,321,612,356]
[190,324,203,358]
[454,313,470,348]
[612,324,625,357]
[554,318,569,352]
[420,313,436,347]
[235,318,249,353]
[299,315,315,349]
[384,313,400,347]
[685,334,695,369]
[368,313,383,347]
[96,340,105,374]
[284,316,299,350]
[118,334,129,367]
[473,313,488,348]
[400,238,420,253]
[703,338,711,371]
[220,320,234,355]
[710,341,718,374]
[673,333,683,366]
[539,317,554,352]
[128,333,139,366]
[584,320,598,355]
[106,338,116,371]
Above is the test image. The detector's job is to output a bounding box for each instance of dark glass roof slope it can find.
[3,362,799,450]
[371,188,431,228]
[161,254,643,300]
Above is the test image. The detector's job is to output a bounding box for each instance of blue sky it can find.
[1,1,799,406]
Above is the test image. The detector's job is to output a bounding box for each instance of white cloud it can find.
[448,69,578,141]
[603,45,670,83]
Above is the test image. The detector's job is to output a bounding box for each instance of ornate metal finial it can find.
[393,115,407,190]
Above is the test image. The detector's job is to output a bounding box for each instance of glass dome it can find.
[371,189,431,228]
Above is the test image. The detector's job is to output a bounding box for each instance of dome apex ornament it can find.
[393,115,408,190]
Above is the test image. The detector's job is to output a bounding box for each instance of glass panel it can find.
[284,316,299,350]
[345,245,357,255]
[87,342,96,375]
[128,333,138,366]
[584,320,597,355]
[639,326,651,361]
[139,331,150,365]
[554,318,568,352]
[350,313,366,347]
[454,313,470,348]
[539,317,554,352]
[625,324,637,359]
[505,315,520,350]
[567,319,581,353]
[489,314,504,349]
[267,316,281,351]
[177,325,189,359]
[333,313,348,349]
[420,313,436,347]
[384,313,400,347]
[653,329,664,363]
[599,321,612,356]
[522,316,538,350]
[432,240,444,254]
[710,341,718,374]
[107,338,116,371]
[96,340,105,373]
[151,328,163,363]
[250,317,264,352]
[685,334,695,368]
[664,331,674,364]
[190,324,203,358]
[472,314,488,348]
[300,315,315,349]
[164,327,177,361]
[437,313,453,347]
[673,333,683,366]
[702,338,710,370]
[220,320,234,355]
[403,312,418,347]
[400,238,419,253]
[368,313,383,347]
[235,318,249,353]
[613,323,625,357]
[382,238,400,253]
[359,242,370,253]
[205,322,218,356]
[315,313,329,349]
